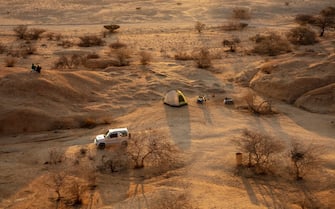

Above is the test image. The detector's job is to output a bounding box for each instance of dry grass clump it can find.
[4,56,17,67]
[251,32,291,56]
[222,21,248,31]
[78,35,105,47]
[232,7,251,20]
[286,26,318,45]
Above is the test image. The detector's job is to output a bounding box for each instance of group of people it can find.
[31,63,42,73]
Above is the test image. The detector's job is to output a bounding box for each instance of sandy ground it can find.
[0,0,335,209]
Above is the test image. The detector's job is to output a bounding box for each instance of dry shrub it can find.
[243,90,275,115]
[234,129,285,174]
[57,39,74,48]
[79,118,97,129]
[139,51,152,65]
[47,148,65,165]
[109,40,127,49]
[114,48,131,66]
[251,32,291,56]
[26,28,46,40]
[4,56,17,67]
[19,42,37,56]
[64,179,83,206]
[222,37,241,52]
[13,25,46,40]
[97,151,129,173]
[195,21,206,33]
[45,32,63,41]
[232,7,251,19]
[174,51,193,60]
[13,25,28,39]
[286,26,317,45]
[0,42,7,54]
[78,35,105,47]
[54,54,85,69]
[47,170,67,201]
[194,48,212,69]
[222,21,248,31]
[86,52,100,59]
[295,14,316,25]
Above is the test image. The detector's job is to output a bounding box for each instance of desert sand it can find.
[0,0,335,209]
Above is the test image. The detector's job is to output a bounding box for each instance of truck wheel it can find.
[98,143,105,150]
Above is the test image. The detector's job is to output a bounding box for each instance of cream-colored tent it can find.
[163,90,188,107]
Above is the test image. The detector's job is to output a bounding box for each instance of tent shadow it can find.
[164,105,191,150]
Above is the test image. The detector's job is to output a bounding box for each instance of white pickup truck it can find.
[93,128,130,149]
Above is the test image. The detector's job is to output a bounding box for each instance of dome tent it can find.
[163,89,188,107]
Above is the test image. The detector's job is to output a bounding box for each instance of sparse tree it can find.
[316,6,335,37]
[48,171,67,202]
[103,24,120,33]
[295,7,335,37]
[234,129,285,174]
[289,141,324,180]
[127,130,180,169]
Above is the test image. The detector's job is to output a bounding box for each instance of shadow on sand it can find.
[164,105,191,150]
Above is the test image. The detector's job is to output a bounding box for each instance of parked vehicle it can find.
[93,128,130,149]
[224,97,234,105]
